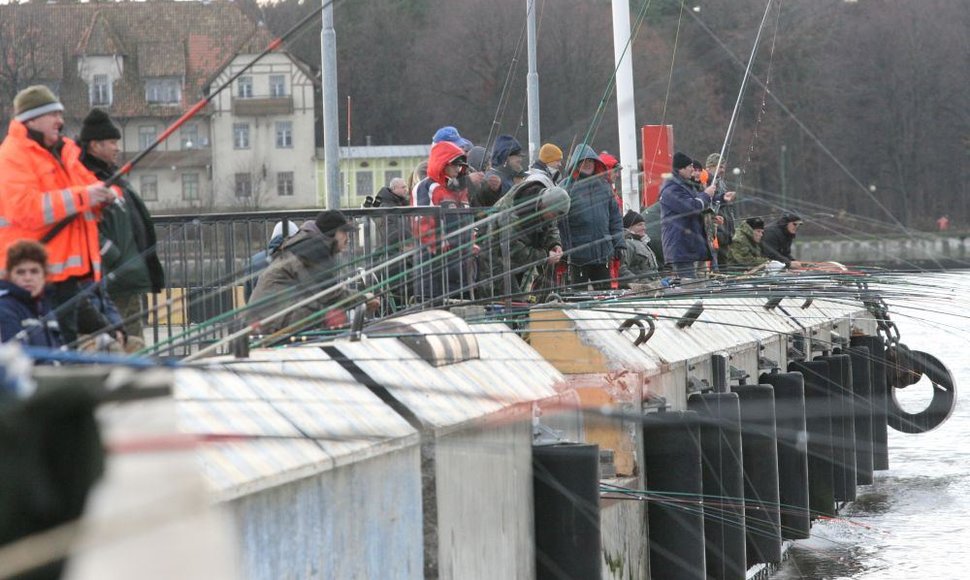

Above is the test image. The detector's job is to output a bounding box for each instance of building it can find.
[317,145,430,208]
[0,0,318,212]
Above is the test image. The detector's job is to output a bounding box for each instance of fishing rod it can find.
[684,6,946,272]
[709,0,776,187]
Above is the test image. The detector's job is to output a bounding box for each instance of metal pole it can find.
[780,144,788,209]
[321,1,341,209]
[611,0,640,210]
[526,0,540,165]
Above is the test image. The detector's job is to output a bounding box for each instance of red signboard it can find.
[640,125,673,208]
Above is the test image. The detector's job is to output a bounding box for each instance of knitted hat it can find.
[745,217,765,230]
[781,212,802,224]
[691,159,703,170]
[672,152,693,170]
[315,210,357,236]
[623,209,645,229]
[80,108,121,143]
[538,143,563,165]
[14,85,64,123]
[705,153,722,168]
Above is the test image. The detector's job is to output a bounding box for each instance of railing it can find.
[148,207,510,357]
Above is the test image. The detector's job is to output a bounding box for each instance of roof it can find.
[0,1,275,121]
[338,145,432,160]
[175,348,419,501]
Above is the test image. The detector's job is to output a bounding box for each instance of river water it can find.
[774,272,970,579]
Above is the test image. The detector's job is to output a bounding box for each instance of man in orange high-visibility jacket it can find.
[0,85,120,343]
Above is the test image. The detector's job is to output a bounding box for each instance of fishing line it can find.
[710,0,776,194]
[685,6,945,271]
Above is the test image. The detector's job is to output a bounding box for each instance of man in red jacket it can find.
[0,85,118,342]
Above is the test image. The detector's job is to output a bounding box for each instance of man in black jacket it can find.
[79,109,165,351]
[762,213,803,269]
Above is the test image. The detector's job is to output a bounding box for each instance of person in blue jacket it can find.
[659,152,717,279]
[0,240,62,349]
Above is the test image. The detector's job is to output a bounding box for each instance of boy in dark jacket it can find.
[0,240,62,349]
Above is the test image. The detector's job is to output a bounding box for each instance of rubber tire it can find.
[887,349,956,434]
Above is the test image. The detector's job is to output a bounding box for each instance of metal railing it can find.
[148,207,510,356]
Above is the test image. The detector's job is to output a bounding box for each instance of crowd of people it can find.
[0,82,806,349]
[245,126,809,334]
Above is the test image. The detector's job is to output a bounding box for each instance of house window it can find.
[91,74,111,106]
[138,125,157,150]
[140,174,158,202]
[277,171,294,197]
[145,78,181,104]
[182,173,200,201]
[237,76,253,99]
[181,124,199,149]
[233,123,250,149]
[355,171,373,197]
[385,170,402,184]
[275,121,292,149]
[234,173,252,198]
[269,75,286,97]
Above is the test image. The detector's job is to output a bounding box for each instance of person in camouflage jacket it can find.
[725,217,767,269]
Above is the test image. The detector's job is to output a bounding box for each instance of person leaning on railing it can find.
[246,211,378,335]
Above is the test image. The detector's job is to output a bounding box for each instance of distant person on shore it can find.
[761,213,803,269]
[937,215,950,232]
[0,240,62,349]
[725,217,767,269]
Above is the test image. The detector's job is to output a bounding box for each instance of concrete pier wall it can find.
[797,234,970,268]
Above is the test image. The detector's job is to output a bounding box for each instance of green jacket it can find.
[81,153,165,297]
[725,221,766,268]
[483,177,562,296]
[619,230,659,285]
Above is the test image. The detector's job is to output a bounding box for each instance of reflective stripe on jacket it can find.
[0,120,103,282]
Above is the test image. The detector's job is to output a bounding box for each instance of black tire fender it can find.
[888,348,956,434]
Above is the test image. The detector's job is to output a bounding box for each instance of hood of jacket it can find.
[428,141,465,188]
[281,221,337,267]
[467,145,488,172]
[568,144,607,177]
[491,135,522,167]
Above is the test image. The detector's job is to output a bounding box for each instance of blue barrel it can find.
[533,443,602,580]
[643,411,706,580]
[731,385,782,565]
[847,345,875,485]
[789,360,836,518]
[850,335,889,470]
[688,392,747,580]
[758,371,811,539]
[816,354,857,502]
